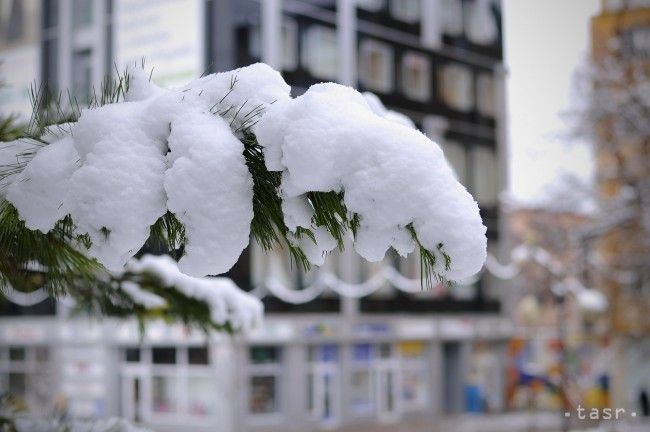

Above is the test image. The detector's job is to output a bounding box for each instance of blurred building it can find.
[590,0,650,416]
[505,205,612,414]
[0,1,510,431]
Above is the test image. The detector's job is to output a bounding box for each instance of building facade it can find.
[590,0,650,415]
[0,1,511,430]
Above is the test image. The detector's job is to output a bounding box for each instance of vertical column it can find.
[493,63,515,315]
[337,0,356,86]
[213,339,238,432]
[261,0,282,69]
[421,0,442,49]
[210,0,235,72]
[93,0,107,86]
[429,340,443,417]
[336,0,359,323]
[58,0,72,93]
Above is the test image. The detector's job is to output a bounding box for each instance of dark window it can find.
[35,346,49,362]
[43,0,59,29]
[9,347,25,361]
[152,347,176,364]
[188,347,209,365]
[8,372,26,396]
[6,0,24,42]
[125,347,140,362]
[250,346,280,364]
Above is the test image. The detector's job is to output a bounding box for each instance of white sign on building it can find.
[113,0,205,89]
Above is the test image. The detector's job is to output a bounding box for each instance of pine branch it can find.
[0,65,457,332]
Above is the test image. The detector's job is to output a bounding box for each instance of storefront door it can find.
[375,360,400,422]
[311,364,340,426]
[121,366,147,423]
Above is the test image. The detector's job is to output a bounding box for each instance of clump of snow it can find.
[120,280,166,309]
[3,63,286,276]
[256,83,487,280]
[67,98,170,270]
[165,110,253,276]
[6,136,79,232]
[127,254,263,331]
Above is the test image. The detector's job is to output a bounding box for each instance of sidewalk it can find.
[336,412,650,432]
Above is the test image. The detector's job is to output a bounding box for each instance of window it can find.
[247,346,282,415]
[72,49,93,105]
[399,341,428,411]
[350,343,374,415]
[302,25,338,81]
[307,344,338,363]
[476,72,496,117]
[152,347,176,365]
[188,376,214,415]
[248,16,298,71]
[120,346,216,420]
[401,51,431,101]
[0,346,53,411]
[188,347,209,365]
[464,0,498,45]
[152,375,178,413]
[125,347,140,362]
[439,64,474,112]
[8,372,26,396]
[441,140,468,185]
[250,346,280,364]
[9,347,25,362]
[357,0,385,11]
[72,0,93,29]
[250,375,278,414]
[471,145,498,207]
[389,0,421,23]
[350,370,374,415]
[5,0,24,42]
[441,0,463,37]
[359,39,394,93]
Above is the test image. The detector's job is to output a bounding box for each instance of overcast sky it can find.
[503,0,601,200]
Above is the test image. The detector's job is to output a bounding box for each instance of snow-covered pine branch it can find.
[0,63,487,311]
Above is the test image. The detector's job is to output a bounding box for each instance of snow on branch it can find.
[124,254,263,331]
[257,83,486,280]
[0,62,487,296]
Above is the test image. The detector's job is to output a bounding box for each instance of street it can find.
[337,412,650,432]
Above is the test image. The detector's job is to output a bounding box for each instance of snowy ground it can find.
[336,412,650,432]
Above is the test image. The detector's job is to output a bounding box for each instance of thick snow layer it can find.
[128,254,263,330]
[257,83,487,279]
[165,110,253,276]
[179,63,291,131]
[3,63,281,276]
[3,63,487,282]
[67,99,169,270]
